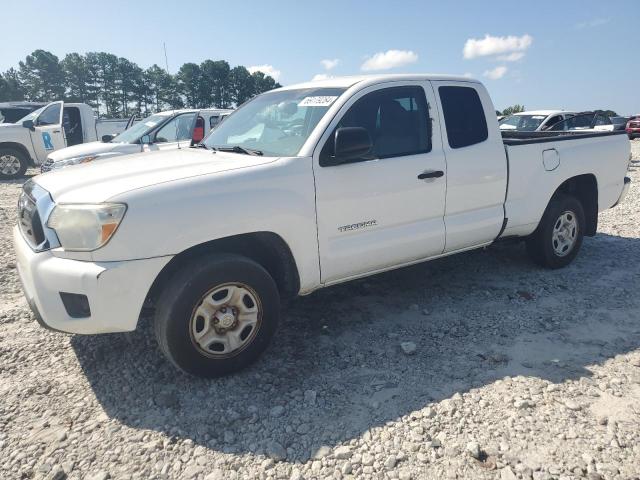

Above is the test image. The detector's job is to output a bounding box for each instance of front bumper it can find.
[13,226,172,334]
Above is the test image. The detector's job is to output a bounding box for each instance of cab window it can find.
[438,86,488,149]
[322,86,431,162]
[37,103,61,126]
[154,113,197,143]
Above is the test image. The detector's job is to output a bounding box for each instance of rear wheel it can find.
[0,147,27,179]
[154,253,280,377]
[526,194,585,269]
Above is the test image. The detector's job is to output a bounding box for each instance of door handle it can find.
[52,130,61,133]
[417,170,444,179]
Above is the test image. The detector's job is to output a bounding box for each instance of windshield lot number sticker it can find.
[298,96,338,107]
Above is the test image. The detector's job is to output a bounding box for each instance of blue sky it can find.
[2,0,638,114]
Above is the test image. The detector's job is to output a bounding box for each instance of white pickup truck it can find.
[40,108,232,172]
[13,74,631,378]
[0,101,133,179]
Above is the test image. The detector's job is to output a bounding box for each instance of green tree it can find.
[200,60,231,108]
[501,104,525,116]
[228,66,254,106]
[18,50,65,101]
[177,63,201,108]
[0,68,24,101]
[61,53,91,103]
[146,65,181,112]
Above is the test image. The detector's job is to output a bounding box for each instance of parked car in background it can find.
[13,74,630,377]
[499,110,575,132]
[41,108,232,172]
[548,112,615,133]
[0,102,46,124]
[0,101,134,179]
[626,116,640,139]
[611,116,630,131]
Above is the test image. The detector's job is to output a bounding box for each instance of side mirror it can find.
[22,119,35,131]
[140,134,152,145]
[102,134,116,143]
[332,127,372,164]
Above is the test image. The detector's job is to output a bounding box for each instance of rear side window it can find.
[438,86,488,149]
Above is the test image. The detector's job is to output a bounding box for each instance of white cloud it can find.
[463,34,533,60]
[575,17,610,29]
[321,59,339,70]
[247,64,281,81]
[361,49,418,71]
[311,74,332,81]
[497,52,525,62]
[483,66,508,80]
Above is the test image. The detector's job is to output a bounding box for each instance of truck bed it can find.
[501,129,630,239]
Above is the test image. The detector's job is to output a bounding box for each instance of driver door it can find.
[30,101,66,163]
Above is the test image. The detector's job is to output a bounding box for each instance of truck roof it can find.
[276,74,480,91]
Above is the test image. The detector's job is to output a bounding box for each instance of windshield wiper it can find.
[214,145,263,156]
[190,143,208,149]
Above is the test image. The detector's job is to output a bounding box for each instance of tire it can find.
[154,253,280,377]
[0,147,28,179]
[526,194,585,269]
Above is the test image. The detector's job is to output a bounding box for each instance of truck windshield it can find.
[499,114,547,131]
[111,113,170,143]
[204,87,347,156]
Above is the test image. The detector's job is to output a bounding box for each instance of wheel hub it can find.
[216,309,237,330]
[552,210,578,257]
[0,154,20,176]
[189,283,262,358]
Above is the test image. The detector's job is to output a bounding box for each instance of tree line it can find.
[0,50,280,118]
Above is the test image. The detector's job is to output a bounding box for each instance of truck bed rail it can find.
[502,129,627,146]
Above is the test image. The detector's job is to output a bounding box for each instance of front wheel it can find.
[0,147,28,179]
[154,253,280,377]
[526,194,585,269]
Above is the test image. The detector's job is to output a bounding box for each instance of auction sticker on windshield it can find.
[298,96,339,107]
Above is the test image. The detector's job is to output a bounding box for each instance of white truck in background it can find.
[14,74,631,378]
[499,110,576,132]
[0,101,134,179]
[41,108,232,172]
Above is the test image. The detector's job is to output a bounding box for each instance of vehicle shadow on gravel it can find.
[71,233,640,462]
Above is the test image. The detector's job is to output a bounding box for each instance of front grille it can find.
[17,181,59,252]
[40,158,54,173]
[18,191,44,248]
[630,122,640,128]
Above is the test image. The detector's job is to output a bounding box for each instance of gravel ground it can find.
[1,141,639,480]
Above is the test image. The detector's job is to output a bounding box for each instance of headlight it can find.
[47,203,127,251]
[50,155,98,171]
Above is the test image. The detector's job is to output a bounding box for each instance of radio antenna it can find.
[163,42,170,73]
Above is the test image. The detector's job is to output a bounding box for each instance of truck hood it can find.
[47,141,121,162]
[0,123,26,136]
[35,148,279,203]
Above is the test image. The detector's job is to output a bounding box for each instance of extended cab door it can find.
[432,82,507,252]
[313,82,447,283]
[30,101,66,163]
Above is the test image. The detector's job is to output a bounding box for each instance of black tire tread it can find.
[153,253,279,377]
[526,193,585,269]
